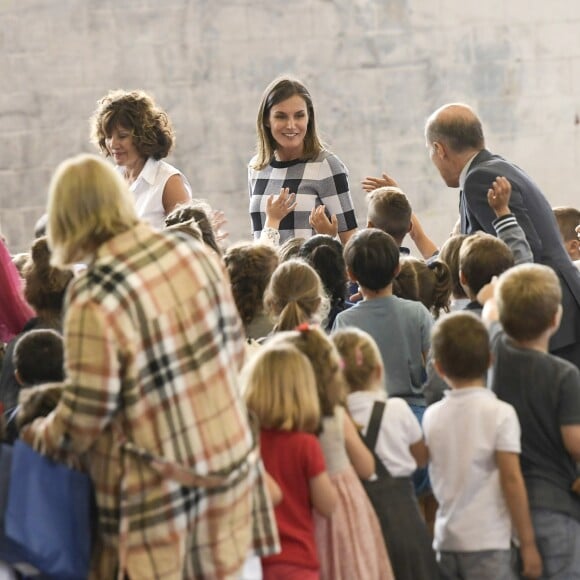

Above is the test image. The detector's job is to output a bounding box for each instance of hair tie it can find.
[296,322,310,333]
[426,255,439,270]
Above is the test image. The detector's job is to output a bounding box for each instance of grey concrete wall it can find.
[1,0,579,253]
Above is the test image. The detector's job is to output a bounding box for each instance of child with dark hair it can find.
[298,234,352,331]
[334,229,432,403]
[425,312,541,579]
[333,229,434,502]
[14,329,64,387]
[3,329,65,443]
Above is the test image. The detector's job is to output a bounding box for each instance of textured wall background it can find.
[1,0,579,252]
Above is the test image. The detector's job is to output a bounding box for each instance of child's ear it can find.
[14,369,24,386]
[433,358,446,380]
[346,268,357,283]
[459,269,467,285]
[366,219,374,228]
[373,364,383,383]
[567,239,580,258]
[393,263,401,277]
[551,304,564,334]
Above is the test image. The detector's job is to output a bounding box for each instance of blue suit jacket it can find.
[460,149,580,360]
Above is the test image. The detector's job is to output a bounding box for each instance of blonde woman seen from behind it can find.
[20,153,277,579]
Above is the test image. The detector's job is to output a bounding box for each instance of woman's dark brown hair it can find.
[90,89,174,160]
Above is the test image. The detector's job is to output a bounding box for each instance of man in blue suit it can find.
[425,103,580,367]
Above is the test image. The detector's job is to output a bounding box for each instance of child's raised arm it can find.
[496,451,542,578]
[343,411,376,479]
[310,472,337,518]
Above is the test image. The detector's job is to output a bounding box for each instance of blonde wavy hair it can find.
[47,154,138,267]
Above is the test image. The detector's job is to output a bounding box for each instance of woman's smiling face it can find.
[105,125,143,168]
[267,94,309,160]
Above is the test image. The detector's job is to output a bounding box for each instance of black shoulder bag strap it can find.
[362,400,392,479]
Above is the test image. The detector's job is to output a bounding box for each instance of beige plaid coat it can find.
[25,223,279,579]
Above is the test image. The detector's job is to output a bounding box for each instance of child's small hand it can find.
[309,205,338,237]
[520,542,542,578]
[361,172,399,192]
[487,176,512,217]
[265,187,297,229]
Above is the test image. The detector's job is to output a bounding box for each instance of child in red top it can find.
[244,343,337,580]
[270,326,394,580]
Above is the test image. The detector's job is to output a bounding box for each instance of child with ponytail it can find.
[393,256,452,319]
[333,327,439,580]
[263,259,329,333]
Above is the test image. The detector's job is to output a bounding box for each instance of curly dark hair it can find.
[90,89,174,160]
[223,242,279,327]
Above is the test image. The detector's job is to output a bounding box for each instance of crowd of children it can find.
[0,174,577,579]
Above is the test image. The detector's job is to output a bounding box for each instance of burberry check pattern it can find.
[248,150,358,243]
[26,223,279,579]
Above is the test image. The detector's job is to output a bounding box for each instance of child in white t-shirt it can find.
[333,328,438,580]
[424,311,541,579]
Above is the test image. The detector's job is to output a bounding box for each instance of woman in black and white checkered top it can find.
[249,77,358,246]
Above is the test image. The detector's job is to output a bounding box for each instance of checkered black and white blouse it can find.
[248,150,358,243]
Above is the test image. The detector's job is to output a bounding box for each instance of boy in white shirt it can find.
[423,311,542,580]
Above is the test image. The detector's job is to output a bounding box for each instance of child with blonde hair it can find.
[263,259,329,333]
[268,326,394,580]
[333,327,439,580]
[244,343,337,580]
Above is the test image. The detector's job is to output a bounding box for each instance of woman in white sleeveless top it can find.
[90,90,191,229]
